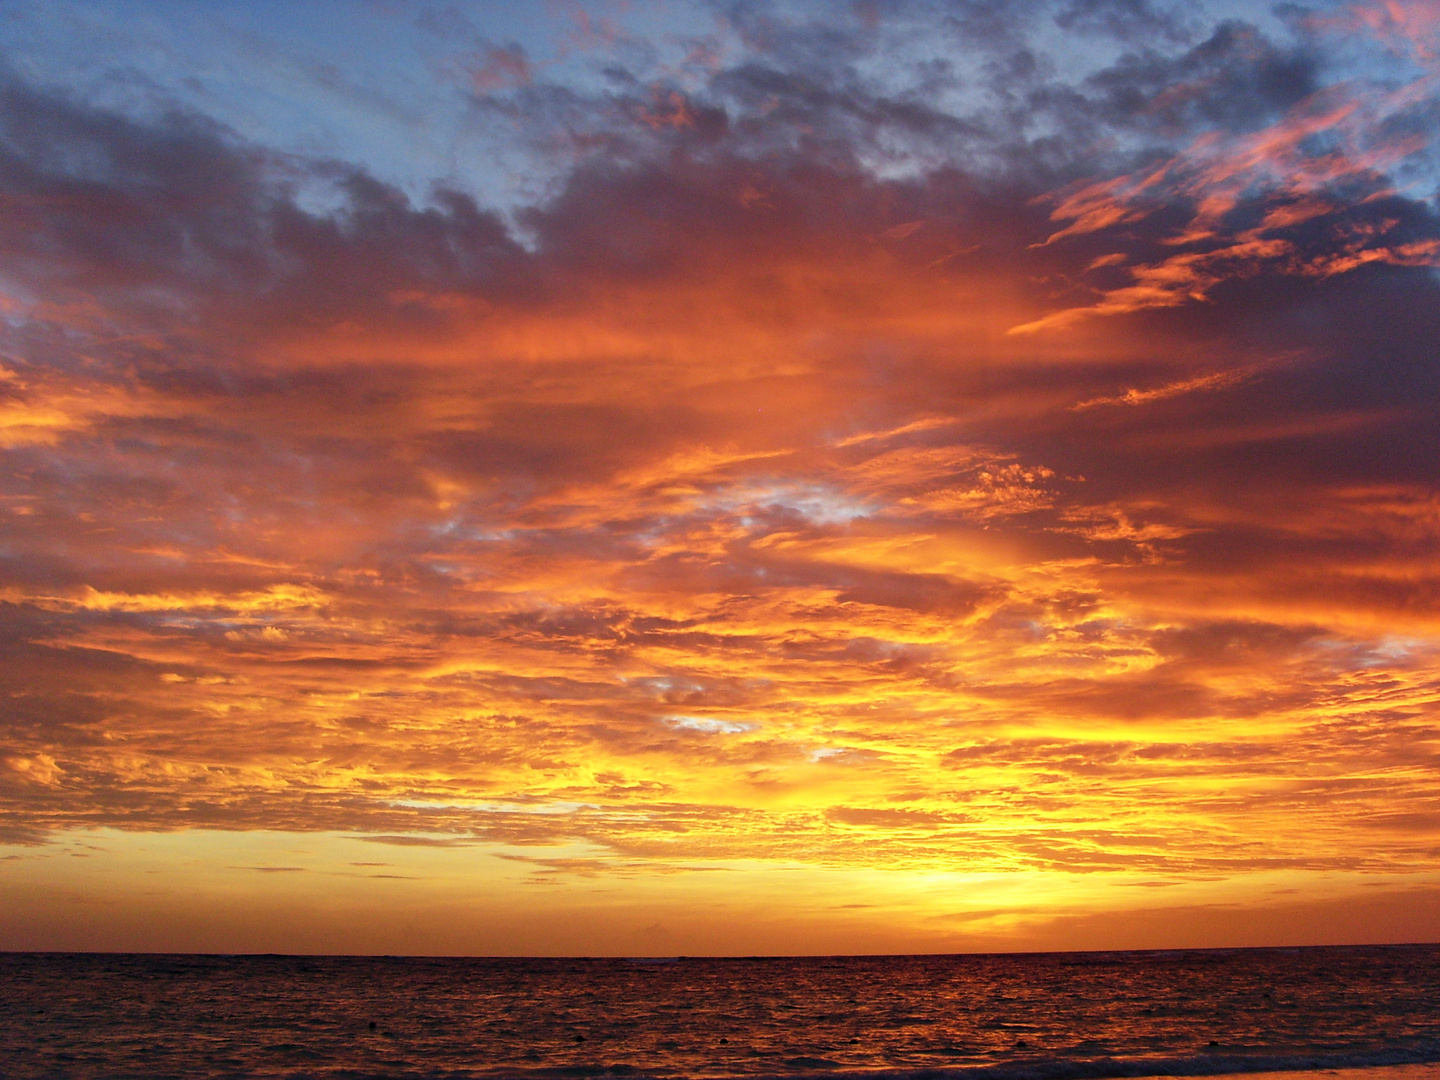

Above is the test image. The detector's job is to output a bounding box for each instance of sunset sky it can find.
[2,0,1439,956]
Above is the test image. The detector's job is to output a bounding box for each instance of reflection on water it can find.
[2,945,1438,1079]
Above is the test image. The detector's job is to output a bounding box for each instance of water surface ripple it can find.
[3,945,1438,1079]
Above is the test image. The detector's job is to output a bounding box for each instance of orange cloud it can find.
[2,7,1440,952]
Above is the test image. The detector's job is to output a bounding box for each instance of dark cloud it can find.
[1055,0,1194,44]
[0,71,529,364]
[1084,20,1318,135]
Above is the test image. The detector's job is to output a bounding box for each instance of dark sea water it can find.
[3,945,1439,1080]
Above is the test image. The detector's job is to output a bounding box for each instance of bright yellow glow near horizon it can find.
[6,830,1438,955]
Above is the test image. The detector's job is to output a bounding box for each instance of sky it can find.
[1,0,1439,956]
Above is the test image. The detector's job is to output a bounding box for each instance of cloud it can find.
[1082,20,1319,136]
[1055,0,1195,45]
[465,45,535,92]
[0,1,1437,897]
[356,836,480,848]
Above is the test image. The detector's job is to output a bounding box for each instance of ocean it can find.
[2,945,1438,1080]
